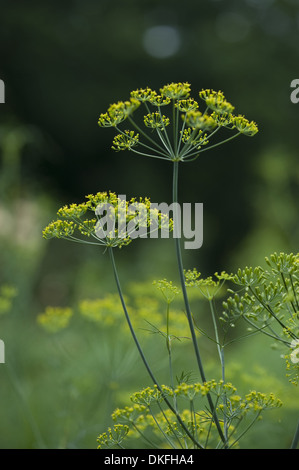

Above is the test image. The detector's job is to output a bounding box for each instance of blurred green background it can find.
[0,0,299,449]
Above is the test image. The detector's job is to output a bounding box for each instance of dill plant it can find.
[42,82,299,449]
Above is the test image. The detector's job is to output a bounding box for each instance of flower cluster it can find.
[130,384,174,406]
[0,284,17,315]
[184,111,217,132]
[112,130,139,151]
[199,89,235,115]
[184,268,224,301]
[216,252,299,383]
[97,424,129,449]
[97,381,281,449]
[39,277,192,343]
[144,112,170,130]
[77,279,191,341]
[175,98,199,112]
[42,192,173,249]
[98,82,258,162]
[153,278,180,304]
[78,293,126,327]
[98,98,140,127]
[232,115,259,136]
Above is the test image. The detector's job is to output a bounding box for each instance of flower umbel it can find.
[98,98,140,127]
[98,382,282,449]
[37,306,73,333]
[112,130,139,151]
[199,89,235,115]
[160,82,191,100]
[98,82,258,162]
[42,192,173,248]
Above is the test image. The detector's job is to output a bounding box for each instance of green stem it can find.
[108,246,204,449]
[241,316,291,346]
[179,126,221,161]
[190,399,198,448]
[149,406,177,449]
[227,411,262,449]
[178,128,201,160]
[116,124,169,158]
[173,100,177,155]
[166,302,171,355]
[172,161,226,446]
[249,286,297,340]
[209,299,224,380]
[130,148,170,161]
[174,100,180,155]
[131,422,160,449]
[172,162,205,379]
[291,419,299,449]
[209,298,228,443]
[156,401,184,449]
[281,272,297,314]
[290,274,299,310]
[157,106,174,157]
[156,127,173,156]
[165,302,178,411]
[127,116,167,155]
[176,113,187,156]
[109,246,159,385]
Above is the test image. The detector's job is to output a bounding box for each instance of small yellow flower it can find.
[144,112,170,130]
[130,87,157,102]
[175,98,199,112]
[98,98,140,127]
[42,220,76,239]
[160,82,191,100]
[112,130,139,151]
[199,89,235,115]
[185,111,217,132]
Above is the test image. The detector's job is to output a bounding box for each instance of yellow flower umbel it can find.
[0,284,17,315]
[199,89,235,115]
[98,381,282,449]
[98,98,140,127]
[160,82,191,100]
[37,306,73,333]
[98,82,258,163]
[42,191,173,249]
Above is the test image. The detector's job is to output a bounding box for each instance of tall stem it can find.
[108,246,157,385]
[108,246,204,449]
[172,161,206,382]
[172,161,226,446]
[210,298,228,441]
